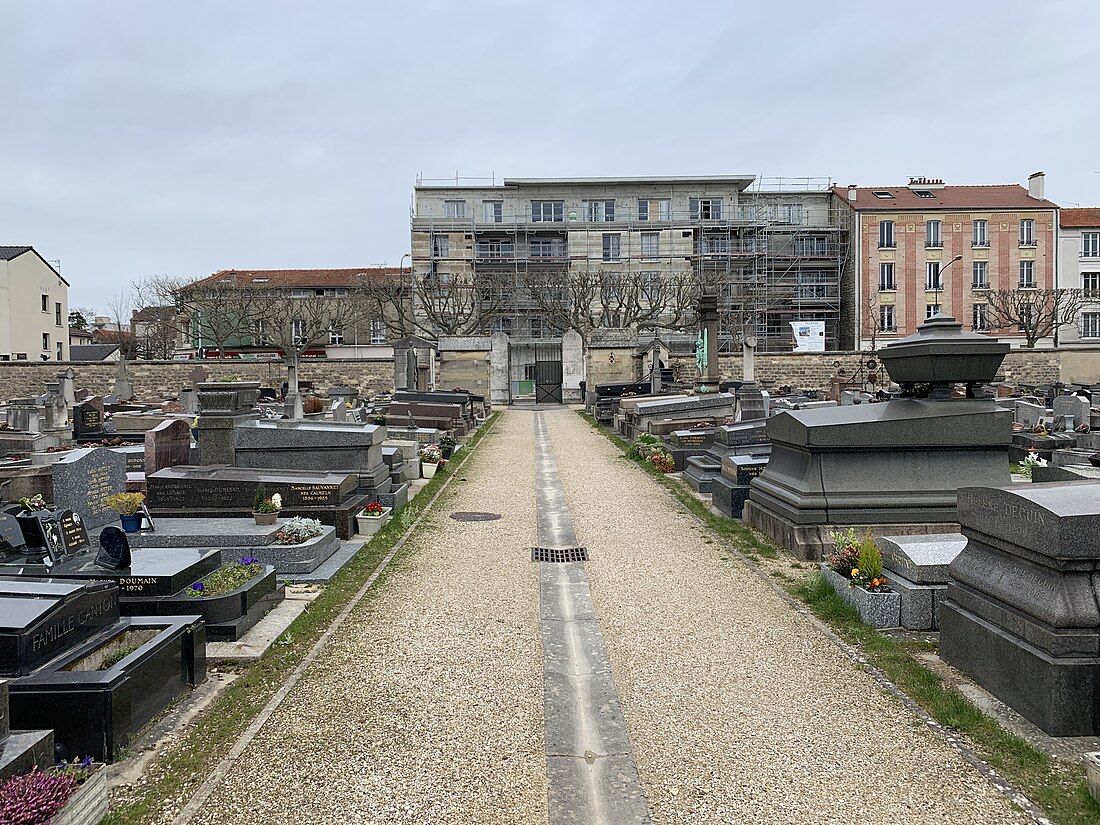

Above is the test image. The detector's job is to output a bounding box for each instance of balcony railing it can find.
[1019,239,1037,248]
[972,240,989,248]
[879,241,896,249]
[925,240,943,248]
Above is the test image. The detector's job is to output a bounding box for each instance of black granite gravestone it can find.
[0,515,25,552]
[57,510,90,555]
[96,527,131,570]
[73,401,105,441]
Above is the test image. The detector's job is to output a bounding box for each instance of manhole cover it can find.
[450,511,502,522]
[532,547,589,563]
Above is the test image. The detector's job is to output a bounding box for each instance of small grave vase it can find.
[54,763,108,825]
[421,461,438,479]
[819,564,901,629]
[441,445,454,459]
[253,510,278,526]
[119,514,142,533]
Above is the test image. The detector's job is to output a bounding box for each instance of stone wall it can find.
[588,348,1075,394]
[0,359,395,403]
[436,351,491,395]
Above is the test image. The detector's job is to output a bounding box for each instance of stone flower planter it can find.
[355,506,392,537]
[421,461,438,479]
[54,764,108,825]
[820,564,901,629]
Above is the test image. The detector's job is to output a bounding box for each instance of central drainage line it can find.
[534,412,651,825]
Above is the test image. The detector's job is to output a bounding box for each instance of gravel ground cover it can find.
[547,409,1030,825]
[184,413,547,825]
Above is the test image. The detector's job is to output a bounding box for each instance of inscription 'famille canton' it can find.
[31,596,114,652]
[963,491,1047,527]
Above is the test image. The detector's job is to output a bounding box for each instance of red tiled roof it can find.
[184,267,410,290]
[92,329,135,344]
[1061,207,1100,228]
[832,184,1058,211]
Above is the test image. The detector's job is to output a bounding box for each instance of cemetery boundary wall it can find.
[0,348,1093,404]
[0,359,394,403]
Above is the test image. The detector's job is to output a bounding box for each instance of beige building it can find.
[0,246,69,362]
[1057,207,1100,347]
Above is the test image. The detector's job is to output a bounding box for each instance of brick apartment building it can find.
[836,173,1058,348]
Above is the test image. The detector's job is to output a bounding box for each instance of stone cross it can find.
[189,365,209,389]
[113,357,135,401]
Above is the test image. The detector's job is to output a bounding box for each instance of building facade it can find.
[411,175,852,352]
[1057,208,1100,347]
[0,246,69,362]
[837,174,1058,349]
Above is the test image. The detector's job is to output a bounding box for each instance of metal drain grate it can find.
[450,511,502,522]
[532,547,589,563]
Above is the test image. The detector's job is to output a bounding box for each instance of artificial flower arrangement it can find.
[827,528,888,592]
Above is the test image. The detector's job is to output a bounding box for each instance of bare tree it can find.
[140,274,262,358]
[101,289,141,360]
[358,268,516,338]
[983,288,1088,348]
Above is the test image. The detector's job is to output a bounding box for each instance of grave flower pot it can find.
[441,445,454,459]
[819,563,901,629]
[252,511,278,526]
[54,763,108,825]
[119,514,142,533]
[355,506,392,537]
[421,461,438,479]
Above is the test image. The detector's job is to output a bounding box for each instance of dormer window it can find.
[872,191,895,199]
[914,190,936,198]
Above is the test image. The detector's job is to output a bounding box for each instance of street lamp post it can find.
[933,254,965,315]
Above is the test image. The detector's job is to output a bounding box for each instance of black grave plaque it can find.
[95,527,132,571]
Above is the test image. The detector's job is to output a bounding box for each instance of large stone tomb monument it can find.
[743,315,1011,559]
[940,483,1100,736]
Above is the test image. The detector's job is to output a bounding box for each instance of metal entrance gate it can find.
[534,343,563,404]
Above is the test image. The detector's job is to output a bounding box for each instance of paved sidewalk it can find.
[170,409,1030,824]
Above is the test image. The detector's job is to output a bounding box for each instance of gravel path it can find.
[546,409,1030,825]
[183,414,547,825]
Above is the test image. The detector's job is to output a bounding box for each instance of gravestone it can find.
[1015,400,1046,429]
[95,527,132,570]
[736,383,768,421]
[195,382,260,465]
[57,510,90,555]
[52,448,128,531]
[112,358,134,401]
[73,399,105,441]
[189,365,209,388]
[56,368,77,406]
[144,419,192,475]
[0,515,25,552]
[331,400,347,423]
[941,483,1100,735]
[878,533,966,630]
[45,394,68,431]
[1053,395,1089,429]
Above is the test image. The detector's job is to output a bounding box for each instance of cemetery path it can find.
[181,413,548,825]
[545,409,1032,825]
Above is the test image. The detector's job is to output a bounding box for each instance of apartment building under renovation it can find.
[410,174,852,353]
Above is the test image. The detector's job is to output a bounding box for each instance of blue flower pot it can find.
[120,514,142,533]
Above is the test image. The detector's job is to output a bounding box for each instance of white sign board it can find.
[790,321,826,352]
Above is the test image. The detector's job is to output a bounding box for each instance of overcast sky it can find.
[3,0,1098,313]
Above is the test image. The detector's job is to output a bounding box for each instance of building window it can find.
[1083,232,1100,257]
[973,303,989,331]
[292,319,307,345]
[477,238,513,259]
[925,220,942,248]
[1083,272,1100,295]
[972,261,989,289]
[584,200,615,222]
[879,305,896,332]
[641,232,660,260]
[432,235,449,258]
[483,201,503,223]
[879,263,896,290]
[54,303,62,327]
[879,221,895,249]
[41,294,49,312]
[56,342,63,360]
[926,262,942,290]
[531,200,564,222]
[638,198,671,221]
[1082,312,1100,338]
[973,220,989,247]
[529,317,544,339]
[926,303,942,319]
[530,239,564,258]
[328,325,343,345]
[368,320,386,344]
[602,234,621,261]
[776,204,804,225]
[1019,260,1035,288]
[42,333,50,351]
[444,200,466,219]
[491,316,513,335]
[794,237,829,256]
[702,236,729,255]
[1020,302,1034,333]
[872,191,895,199]
[689,198,723,220]
[1019,219,1035,246]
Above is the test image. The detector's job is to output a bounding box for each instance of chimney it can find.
[847,185,857,202]
[1028,171,1046,200]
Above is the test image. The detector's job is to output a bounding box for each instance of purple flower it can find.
[191,582,204,592]
[81,755,93,769]
[239,556,258,566]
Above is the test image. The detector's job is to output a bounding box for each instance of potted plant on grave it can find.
[274,517,325,545]
[439,434,457,460]
[818,529,900,629]
[355,501,392,537]
[420,444,443,479]
[647,450,675,474]
[103,492,146,533]
[252,484,282,525]
[0,755,107,825]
